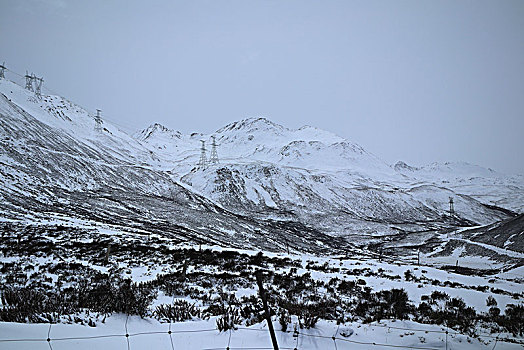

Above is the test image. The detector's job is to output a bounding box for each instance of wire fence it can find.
[1,318,522,350]
[0,324,438,350]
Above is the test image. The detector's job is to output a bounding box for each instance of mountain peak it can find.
[423,161,497,174]
[134,123,181,141]
[216,117,287,134]
[394,161,419,172]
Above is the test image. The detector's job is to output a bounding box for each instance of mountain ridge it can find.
[1,77,522,254]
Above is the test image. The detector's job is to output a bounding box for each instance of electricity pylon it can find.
[25,71,34,91]
[0,62,6,79]
[209,135,219,164]
[94,109,103,131]
[34,76,44,98]
[198,140,207,169]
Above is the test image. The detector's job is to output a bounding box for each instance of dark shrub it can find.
[154,299,200,323]
[278,309,291,331]
[504,304,524,336]
[354,288,412,322]
[216,306,242,332]
[444,297,476,334]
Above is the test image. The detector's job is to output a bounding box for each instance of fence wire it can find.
[1,320,522,350]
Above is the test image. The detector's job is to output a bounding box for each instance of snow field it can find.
[2,316,522,350]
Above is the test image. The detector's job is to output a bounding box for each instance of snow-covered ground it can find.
[1,221,523,349]
[2,316,521,350]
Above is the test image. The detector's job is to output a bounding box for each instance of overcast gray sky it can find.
[1,0,523,174]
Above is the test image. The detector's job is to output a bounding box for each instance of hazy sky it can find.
[1,0,523,174]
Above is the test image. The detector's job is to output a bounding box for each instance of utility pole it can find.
[255,270,279,350]
[198,140,207,169]
[209,135,219,164]
[24,71,34,91]
[95,109,103,131]
[449,197,454,215]
[0,62,6,79]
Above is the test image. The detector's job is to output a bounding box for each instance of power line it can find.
[5,67,24,78]
[2,64,139,134]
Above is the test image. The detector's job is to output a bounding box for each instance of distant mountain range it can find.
[0,78,522,253]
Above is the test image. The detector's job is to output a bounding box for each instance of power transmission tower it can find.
[34,76,44,98]
[198,140,207,168]
[209,135,219,164]
[449,197,454,215]
[0,62,6,79]
[24,71,34,91]
[94,109,103,131]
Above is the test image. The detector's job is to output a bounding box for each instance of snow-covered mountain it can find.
[134,117,392,174]
[1,76,522,252]
[134,118,520,239]
[394,160,524,213]
[0,79,344,253]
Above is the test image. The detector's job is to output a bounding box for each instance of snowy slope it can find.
[1,75,521,250]
[0,80,346,253]
[134,118,515,238]
[134,117,393,175]
[1,223,522,350]
[394,161,524,213]
[0,79,161,168]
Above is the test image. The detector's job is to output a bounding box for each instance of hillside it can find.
[394,161,524,213]
[135,118,519,240]
[0,79,344,253]
[1,220,523,349]
[1,77,523,350]
[2,74,522,251]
